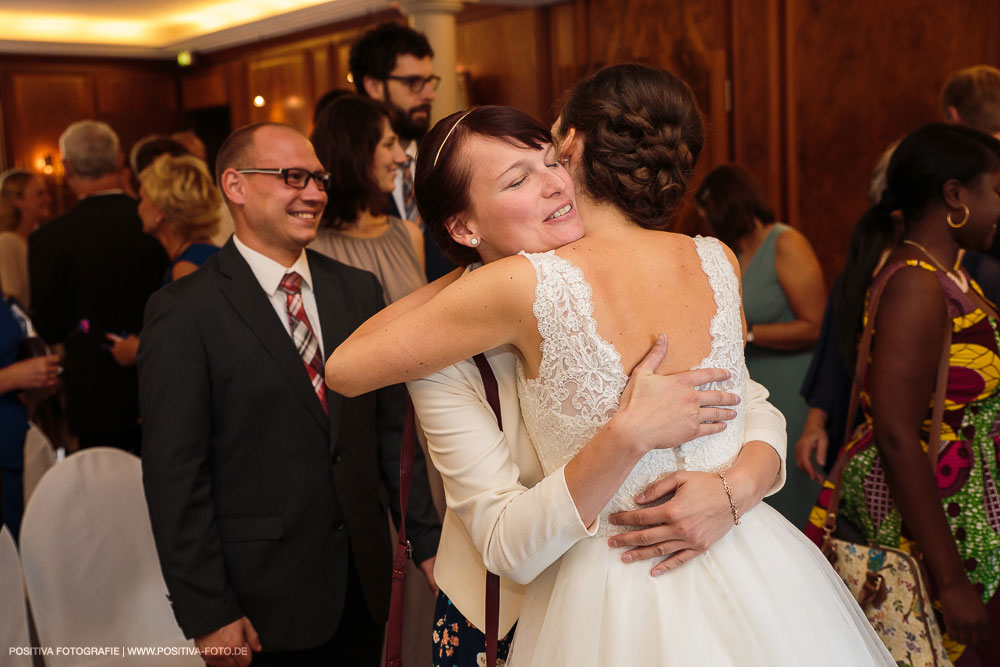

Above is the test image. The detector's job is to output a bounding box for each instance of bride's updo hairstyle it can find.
[557,63,704,230]
[415,105,552,266]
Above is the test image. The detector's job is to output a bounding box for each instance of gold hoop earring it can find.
[947,204,970,228]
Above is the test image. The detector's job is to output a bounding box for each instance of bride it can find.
[327,64,894,665]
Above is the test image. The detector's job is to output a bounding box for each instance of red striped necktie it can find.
[277,271,328,415]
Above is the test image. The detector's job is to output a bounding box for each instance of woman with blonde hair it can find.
[138,153,221,284]
[0,169,52,307]
[107,154,221,366]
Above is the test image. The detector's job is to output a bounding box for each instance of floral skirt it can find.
[432,591,514,667]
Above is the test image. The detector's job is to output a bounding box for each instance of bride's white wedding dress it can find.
[507,238,894,666]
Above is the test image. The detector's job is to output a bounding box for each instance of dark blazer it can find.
[138,241,440,651]
[29,193,168,436]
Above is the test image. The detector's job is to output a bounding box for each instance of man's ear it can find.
[445,214,479,249]
[363,76,386,102]
[944,105,962,124]
[220,169,246,206]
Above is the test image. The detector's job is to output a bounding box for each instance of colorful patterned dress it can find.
[806,260,1000,664]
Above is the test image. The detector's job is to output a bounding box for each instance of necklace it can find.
[901,239,968,292]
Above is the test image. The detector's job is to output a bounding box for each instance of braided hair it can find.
[557,63,704,229]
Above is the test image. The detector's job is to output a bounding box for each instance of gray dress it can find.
[308,216,425,304]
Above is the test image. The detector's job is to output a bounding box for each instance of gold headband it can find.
[433,109,474,168]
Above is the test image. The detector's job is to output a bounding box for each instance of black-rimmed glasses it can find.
[236,168,332,191]
[384,74,441,94]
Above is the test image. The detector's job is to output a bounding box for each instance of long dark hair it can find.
[415,105,551,266]
[556,63,704,230]
[695,164,776,249]
[311,95,392,228]
[834,122,1000,369]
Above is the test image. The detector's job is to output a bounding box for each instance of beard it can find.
[387,99,432,142]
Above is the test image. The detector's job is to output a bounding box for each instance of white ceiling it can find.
[0,0,394,59]
[0,0,560,59]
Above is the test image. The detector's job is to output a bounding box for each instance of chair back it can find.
[20,447,201,666]
[0,526,32,666]
[23,422,57,504]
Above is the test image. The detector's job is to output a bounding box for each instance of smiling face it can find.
[225,126,327,264]
[14,175,52,226]
[955,168,1000,250]
[371,117,407,195]
[455,136,583,263]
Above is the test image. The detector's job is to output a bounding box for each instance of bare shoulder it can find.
[775,225,817,258]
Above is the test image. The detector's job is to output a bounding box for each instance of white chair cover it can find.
[19,448,201,666]
[23,421,56,504]
[0,526,32,666]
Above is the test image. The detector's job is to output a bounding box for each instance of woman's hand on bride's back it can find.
[612,334,740,452]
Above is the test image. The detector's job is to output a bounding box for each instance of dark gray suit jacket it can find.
[139,240,440,650]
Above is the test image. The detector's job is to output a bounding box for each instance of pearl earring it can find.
[469,238,479,247]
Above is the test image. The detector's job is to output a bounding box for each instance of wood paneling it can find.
[456,7,552,121]
[247,52,312,131]
[181,65,228,109]
[5,72,94,172]
[787,0,1000,285]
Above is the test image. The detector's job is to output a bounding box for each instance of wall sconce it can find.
[253,95,266,107]
[37,155,54,175]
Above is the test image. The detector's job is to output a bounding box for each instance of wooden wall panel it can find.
[246,52,313,132]
[181,65,229,109]
[4,72,94,171]
[456,8,551,122]
[787,0,1000,285]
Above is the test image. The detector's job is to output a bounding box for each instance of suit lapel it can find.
[216,242,329,433]
[309,252,350,448]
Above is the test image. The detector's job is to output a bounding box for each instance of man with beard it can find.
[349,21,454,280]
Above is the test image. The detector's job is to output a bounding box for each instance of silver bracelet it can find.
[719,471,741,526]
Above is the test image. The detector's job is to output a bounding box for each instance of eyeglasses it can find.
[236,168,332,191]
[384,74,441,94]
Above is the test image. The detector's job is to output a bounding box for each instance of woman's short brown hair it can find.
[415,105,552,266]
[139,154,221,240]
[557,63,704,230]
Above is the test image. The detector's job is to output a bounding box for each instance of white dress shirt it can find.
[233,234,324,356]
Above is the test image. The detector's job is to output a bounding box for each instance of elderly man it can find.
[29,120,167,454]
[139,123,440,666]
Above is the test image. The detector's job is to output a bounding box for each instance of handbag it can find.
[819,265,953,666]
[385,353,503,667]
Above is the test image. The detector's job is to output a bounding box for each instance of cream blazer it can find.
[407,348,787,636]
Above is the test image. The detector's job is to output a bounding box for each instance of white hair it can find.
[59,120,120,178]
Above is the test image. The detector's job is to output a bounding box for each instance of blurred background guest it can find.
[310,95,425,303]
[696,164,826,526]
[0,169,52,308]
[0,297,59,541]
[138,154,221,284]
[29,120,167,455]
[104,154,222,368]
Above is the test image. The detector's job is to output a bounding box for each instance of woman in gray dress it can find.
[310,95,426,303]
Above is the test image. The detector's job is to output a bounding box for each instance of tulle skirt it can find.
[507,503,895,666]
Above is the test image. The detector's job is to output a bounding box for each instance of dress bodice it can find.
[515,237,747,534]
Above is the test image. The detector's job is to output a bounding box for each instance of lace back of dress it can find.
[515,241,747,533]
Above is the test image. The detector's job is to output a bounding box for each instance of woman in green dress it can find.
[696,165,826,527]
